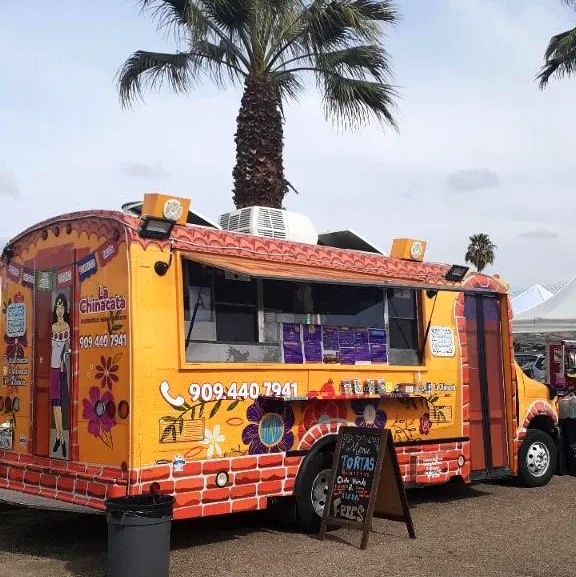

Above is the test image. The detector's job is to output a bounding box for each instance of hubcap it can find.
[526,441,550,477]
[311,468,331,517]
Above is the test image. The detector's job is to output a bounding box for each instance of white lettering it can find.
[160,380,185,407]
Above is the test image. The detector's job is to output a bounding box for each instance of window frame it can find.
[178,255,426,369]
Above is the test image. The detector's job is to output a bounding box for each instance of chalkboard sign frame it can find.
[319,426,415,549]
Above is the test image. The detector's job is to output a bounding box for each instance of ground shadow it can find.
[0,480,494,576]
[405,478,492,508]
[0,502,276,577]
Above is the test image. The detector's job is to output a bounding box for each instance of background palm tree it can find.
[537,0,576,87]
[465,233,496,273]
[117,0,399,209]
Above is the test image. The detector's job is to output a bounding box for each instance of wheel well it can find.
[292,435,337,497]
[527,415,557,440]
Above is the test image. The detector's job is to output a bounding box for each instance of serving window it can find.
[182,259,422,365]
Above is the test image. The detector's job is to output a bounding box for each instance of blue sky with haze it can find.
[1,0,575,290]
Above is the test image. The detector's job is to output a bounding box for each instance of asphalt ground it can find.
[0,475,573,577]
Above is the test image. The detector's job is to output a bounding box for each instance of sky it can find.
[1,0,575,292]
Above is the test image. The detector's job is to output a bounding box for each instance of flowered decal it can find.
[83,354,123,449]
[242,398,294,454]
[307,379,337,399]
[298,399,347,440]
[351,399,387,428]
[390,416,419,442]
[82,386,116,449]
[4,333,27,360]
[419,412,433,436]
[95,355,120,390]
[199,425,225,459]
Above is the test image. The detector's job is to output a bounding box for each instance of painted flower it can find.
[199,424,225,459]
[298,399,347,439]
[4,333,27,359]
[82,386,116,437]
[307,380,337,399]
[95,356,119,389]
[351,400,387,428]
[242,398,294,455]
[419,413,432,436]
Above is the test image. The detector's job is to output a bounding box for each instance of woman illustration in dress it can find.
[51,293,70,458]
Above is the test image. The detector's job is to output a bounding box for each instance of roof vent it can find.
[219,206,318,245]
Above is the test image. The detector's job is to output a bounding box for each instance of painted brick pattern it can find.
[141,453,304,521]
[298,420,469,486]
[0,450,126,509]
[396,441,471,486]
[1,440,470,519]
[298,420,355,451]
[514,401,558,470]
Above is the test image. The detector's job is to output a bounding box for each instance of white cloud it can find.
[0,164,19,197]
[518,229,560,239]
[1,0,575,290]
[121,162,170,178]
[447,169,500,193]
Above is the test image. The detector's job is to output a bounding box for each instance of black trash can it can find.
[105,494,175,577]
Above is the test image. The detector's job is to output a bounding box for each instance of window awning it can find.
[183,251,479,293]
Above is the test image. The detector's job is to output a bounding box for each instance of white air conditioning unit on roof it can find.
[219,206,318,245]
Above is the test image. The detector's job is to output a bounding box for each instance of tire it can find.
[517,429,557,487]
[295,451,334,533]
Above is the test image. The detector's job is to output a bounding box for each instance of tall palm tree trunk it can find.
[232,74,286,209]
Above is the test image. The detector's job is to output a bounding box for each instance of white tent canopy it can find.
[511,284,553,316]
[512,276,576,334]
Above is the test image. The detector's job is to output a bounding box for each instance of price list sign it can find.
[319,427,415,549]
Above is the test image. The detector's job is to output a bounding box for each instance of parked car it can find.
[521,354,546,383]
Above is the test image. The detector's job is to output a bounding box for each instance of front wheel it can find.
[295,451,334,533]
[517,429,557,487]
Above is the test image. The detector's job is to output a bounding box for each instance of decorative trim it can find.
[396,437,469,447]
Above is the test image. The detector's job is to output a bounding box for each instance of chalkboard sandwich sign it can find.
[319,426,415,550]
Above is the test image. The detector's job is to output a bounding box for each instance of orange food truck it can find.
[0,193,565,530]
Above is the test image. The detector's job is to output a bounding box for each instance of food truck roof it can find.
[1,206,507,295]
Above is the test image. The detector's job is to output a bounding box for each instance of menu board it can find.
[281,323,387,365]
[326,428,381,525]
[319,427,415,550]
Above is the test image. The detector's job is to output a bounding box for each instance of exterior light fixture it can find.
[215,471,229,487]
[154,241,175,277]
[445,264,469,282]
[138,216,175,240]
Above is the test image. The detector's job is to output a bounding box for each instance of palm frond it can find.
[315,44,393,82]
[537,26,576,88]
[202,0,249,31]
[137,0,196,43]
[202,0,254,61]
[347,0,398,22]
[270,70,303,101]
[321,72,398,130]
[302,0,397,52]
[337,0,398,41]
[193,39,248,83]
[117,50,198,107]
[303,1,357,52]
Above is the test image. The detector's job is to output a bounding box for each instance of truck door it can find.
[32,245,77,461]
[465,294,510,478]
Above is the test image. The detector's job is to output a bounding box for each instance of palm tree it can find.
[465,233,496,273]
[117,0,399,209]
[537,0,576,88]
